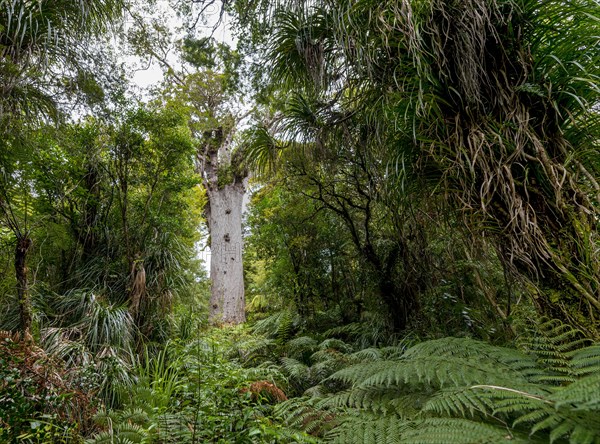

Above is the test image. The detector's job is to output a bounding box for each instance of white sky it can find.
[125,1,236,91]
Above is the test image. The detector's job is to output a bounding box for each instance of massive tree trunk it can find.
[199,127,247,325]
[206,183,246,324]
[15,235,32,338]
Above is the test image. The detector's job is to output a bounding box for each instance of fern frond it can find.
[528,411,600,444]
[277,310,297,344]
[399,418,534,444]
[153,412,190,441]
[88,422,148,444]
[327,361,392,387]
[470,383,600,442]
[570,344,600,376]
[124,386,155,408]
[349,347,383,362]
[119,407,150,425]
[324,322,363,340]
[311,358,343,381]
[322,312,399,348]
[551,371,600,411]
[318,338,352,353]
[304,384,326,397]
[275,335,600,443]
[92,408,120,427]
[234,337,278,363]
[388,393,428,418]
[326,414,408,444]
[403,338,540,374]
[112,422,147,442]
[85,431,122,444]
[423,387,496,418]
[282,357,311,380]
[322,387,411,416]
[379,345,408,360]
[276,396,338,437]
[518,318,591,382]
[287,336,319,359]
[252,310,297,340]
[311,348,347,365]
[356,356,538,391]
[245,362,288,386]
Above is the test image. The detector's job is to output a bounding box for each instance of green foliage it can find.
[246,174,515,339]
[0,336,94,443]
[181,37,242,92]
[239,0,600,334]
[1,1,600,444]
[273,328,600,443]
[0,0,124,124]
[88,328,317,443]
[87,408,151,443]
[246,182,383,326]
[39,289,136,408]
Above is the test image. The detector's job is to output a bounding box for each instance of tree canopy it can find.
[0,0,599,442]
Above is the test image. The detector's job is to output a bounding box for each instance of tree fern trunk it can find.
[15,235,32,338]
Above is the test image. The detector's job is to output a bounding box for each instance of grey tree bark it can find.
[199,127,247,324]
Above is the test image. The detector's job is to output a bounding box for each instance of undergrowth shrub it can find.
[16,289,139,409]
[88,327,316,443]
[0,333,96,443]
[234,309,411,400]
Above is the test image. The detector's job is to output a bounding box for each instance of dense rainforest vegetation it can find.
[1,0,600,442]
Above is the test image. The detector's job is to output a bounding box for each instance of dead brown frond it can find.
[129,259,147,318]
[244,380,289,403]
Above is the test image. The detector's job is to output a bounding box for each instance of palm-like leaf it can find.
[0,0,124,122]
[263,0,600,332]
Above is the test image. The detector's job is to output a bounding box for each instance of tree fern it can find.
[518,318,591,383]
[570,345,600,376]
[399,418,536,444]
[276,396,340,437]
[277,334,600,443]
